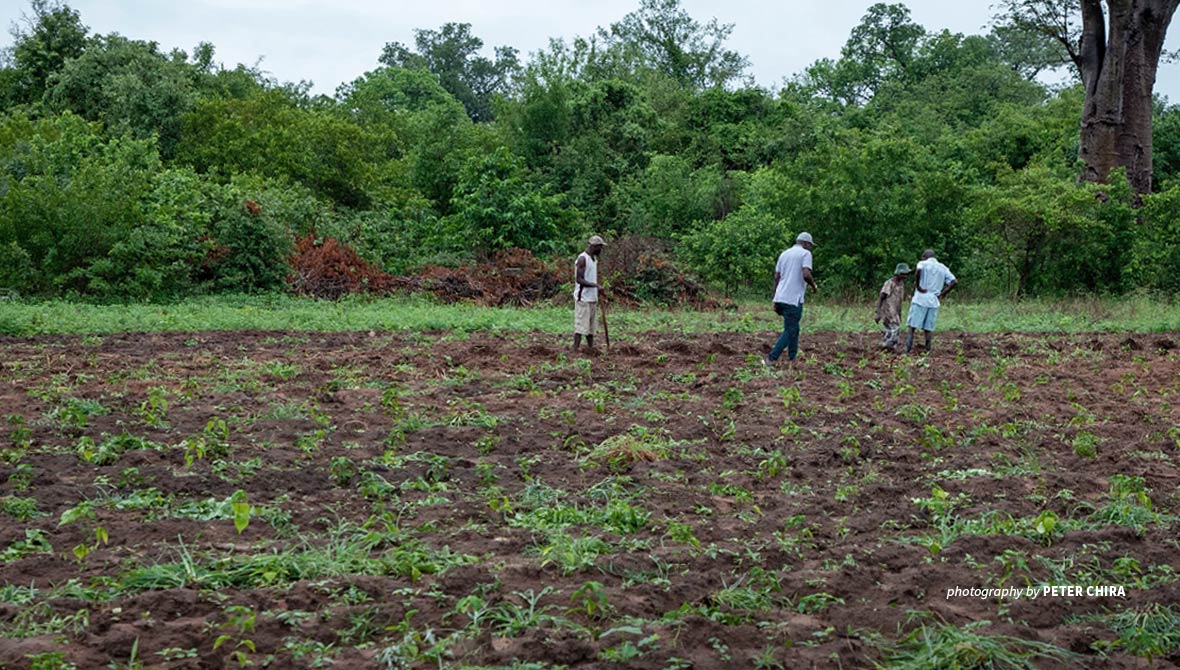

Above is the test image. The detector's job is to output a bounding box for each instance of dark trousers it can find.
[769,302,803,361]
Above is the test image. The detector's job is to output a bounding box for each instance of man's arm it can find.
[875,290,887,321]
[773,272,781,296]
[914,268,926,293]
[802,267,818,292]
[938,279,957,300]
[575,256,587,301]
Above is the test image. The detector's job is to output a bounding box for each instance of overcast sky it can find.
[3,0,1179,101]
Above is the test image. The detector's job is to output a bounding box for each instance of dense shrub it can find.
[679,207,790,294]
[0,112,161,297]
[1133,186,1180,293]
[200,189,292,293]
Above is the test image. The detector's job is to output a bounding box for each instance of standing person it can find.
[875,263,911,350]
[572,235,606,353]
[765,232,818,364]
[906,249,957,354]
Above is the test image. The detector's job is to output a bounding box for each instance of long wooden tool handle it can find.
[600,299,610,348]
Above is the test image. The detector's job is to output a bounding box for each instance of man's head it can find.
[894,262,912,278]
[921,249,936,260]
[587,235,606,256]
[796,232,815,251]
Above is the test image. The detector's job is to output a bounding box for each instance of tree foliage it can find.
[0,0,1178,300]
[380,22,520,122]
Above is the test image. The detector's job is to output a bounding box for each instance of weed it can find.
[1093,603,1180,662]
[77,432,160,466]
[1,495,43,521]
[0,602,89,639]
[586,426,671,471]
[1,528,53,562]
[487,587,562,637]
[25,652,78,670]
[1087,474,1164,535]
[884,615,1073,669]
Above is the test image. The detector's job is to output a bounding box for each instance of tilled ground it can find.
[0,329,1178,669]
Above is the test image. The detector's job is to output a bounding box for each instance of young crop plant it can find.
[134,386,170,429]
[1071,431,1101,458]
[212,604,258,668]
[329,456,359,486]
[181,417,231,466]
[75,431,160,466]
[49,397,109,433]
[569,580,613,620]
[6,414,32,452]
[755,449,791,481]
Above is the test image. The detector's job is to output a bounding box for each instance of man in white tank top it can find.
[573,235,606,352]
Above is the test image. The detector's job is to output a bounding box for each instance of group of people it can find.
[765,232,958,362]
[568,233,957,359]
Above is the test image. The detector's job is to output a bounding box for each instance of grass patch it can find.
[2,294,1180,336]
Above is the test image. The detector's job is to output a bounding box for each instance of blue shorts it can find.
[907,304,938,331]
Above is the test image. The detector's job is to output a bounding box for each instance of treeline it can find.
[1,0,1179,301]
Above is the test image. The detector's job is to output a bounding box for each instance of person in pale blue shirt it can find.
[906,249,957,353]
[765,232,818,364]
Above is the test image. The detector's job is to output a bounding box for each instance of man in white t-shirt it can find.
[765,232,818,364]
[572,235,606,352]
[906,249,957,354]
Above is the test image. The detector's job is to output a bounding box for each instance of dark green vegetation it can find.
[1,0,1179,303]
[1,330,1178,668]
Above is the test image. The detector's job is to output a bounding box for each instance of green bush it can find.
[0,112,160,297]
[965,164,1135,297]
[679,206,790,293]
[1133,185,1180,293]
[450,146,572,254]
[199,177,294,293]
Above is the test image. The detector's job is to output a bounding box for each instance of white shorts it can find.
[574,301,598,335]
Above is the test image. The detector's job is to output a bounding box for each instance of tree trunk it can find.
[1078,0,1180,194]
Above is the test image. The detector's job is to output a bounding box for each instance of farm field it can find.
[1,328,1179,669]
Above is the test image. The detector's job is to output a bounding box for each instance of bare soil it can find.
[0,330,1178,669]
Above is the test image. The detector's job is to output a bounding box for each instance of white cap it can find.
[796,232,814,245]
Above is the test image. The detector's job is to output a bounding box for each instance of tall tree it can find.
[603,0,749,90]
[380,23,519,123]
[993,0,1180,194]
[796,3,925,106]
[6,0,89,105]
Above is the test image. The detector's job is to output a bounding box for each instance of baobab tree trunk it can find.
[1078,0,1180,195]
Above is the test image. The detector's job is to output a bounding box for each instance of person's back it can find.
[913,257,952,308]
[774,244,812,307]
[766,233,817,364]
[906,251,956,353]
